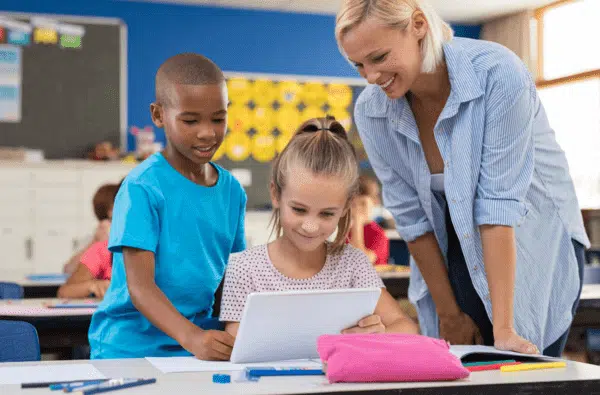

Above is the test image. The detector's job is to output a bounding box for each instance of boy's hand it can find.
[184,328,236,361]
[88,279,110,299]
[342,314,385,334]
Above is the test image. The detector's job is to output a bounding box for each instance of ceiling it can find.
[144,0,557,23]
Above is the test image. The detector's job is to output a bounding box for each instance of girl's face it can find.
[272,168,349,252]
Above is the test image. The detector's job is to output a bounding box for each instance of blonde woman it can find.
[336,0,589,357]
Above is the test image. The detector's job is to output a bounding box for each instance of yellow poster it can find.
[276,105,301,135]
[252,106,275,134]
[328,107,353,131]
[212,139,226,161]
[277,81,302,106]
[225,132,251,162]
[301,105,326,122]
[251,133,276,163]
[301,82,327,107]
[327,83,353,109]
[227,78,252,105]
[276,132,293,153]
[252,79,277,107]
[227,104,252,134]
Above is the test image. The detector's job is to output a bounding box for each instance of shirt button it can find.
[473,265,478,271]
[464,233,470,239]
[486,294,491,301]
[445,161,450,167]
[451,198,457,203]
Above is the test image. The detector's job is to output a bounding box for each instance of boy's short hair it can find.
[155,53,225,107]
[358,175,380,199]
[92,179,123,221]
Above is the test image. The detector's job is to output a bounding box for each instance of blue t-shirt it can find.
[88,153,246,359]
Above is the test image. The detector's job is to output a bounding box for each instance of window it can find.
[535,0,600,209]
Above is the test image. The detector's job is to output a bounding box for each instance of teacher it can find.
[335,0,590,357]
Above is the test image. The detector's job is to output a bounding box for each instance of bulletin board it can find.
[215,75,370,209]
[0,12,126,159]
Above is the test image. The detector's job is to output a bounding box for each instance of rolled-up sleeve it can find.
[475,85,534,227]
[355,105,432,242]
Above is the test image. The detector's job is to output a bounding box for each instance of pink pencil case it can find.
[317,333,470,383]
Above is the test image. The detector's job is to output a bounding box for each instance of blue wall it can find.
[1,0,481,150]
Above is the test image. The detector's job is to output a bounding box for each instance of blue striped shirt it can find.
[354,37,590,350]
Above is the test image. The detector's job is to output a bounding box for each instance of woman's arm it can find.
[408,233,483,344]
[480,225,537,353]
[407,233,460,317]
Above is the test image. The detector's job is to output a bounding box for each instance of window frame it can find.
[534,0,600,88]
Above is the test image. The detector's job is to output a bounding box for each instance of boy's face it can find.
[151,82,228,166]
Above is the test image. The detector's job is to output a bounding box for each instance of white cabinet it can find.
[0,161,135,278]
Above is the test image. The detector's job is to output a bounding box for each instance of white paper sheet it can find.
[449,345,557,361]
[146,357,322,374]
[0,364,106,385]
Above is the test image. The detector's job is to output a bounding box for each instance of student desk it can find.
[18,279,65,299]
[378,269,410,299]
[1,273,66,299]
[2,358,600,394]
[0,298,95,358]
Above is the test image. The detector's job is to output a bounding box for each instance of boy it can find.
[88,53,246,360]
[348,175,389,265]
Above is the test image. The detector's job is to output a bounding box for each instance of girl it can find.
[348,175,390,265]
[220,116,418,336]
[58,181,122,299]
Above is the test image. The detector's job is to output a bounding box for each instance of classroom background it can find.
[0,0,599,366]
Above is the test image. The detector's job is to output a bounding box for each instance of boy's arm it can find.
[124,247,235,361]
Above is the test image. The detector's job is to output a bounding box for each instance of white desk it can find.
[581,284,600,301]
[1,272,66,298]
[1,358,600,394]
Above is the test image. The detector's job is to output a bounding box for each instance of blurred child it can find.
[88,53,246,360]
[348,175,390,265]
[58,181,123,299]
[62,183,120,275]
[220,116,418,337]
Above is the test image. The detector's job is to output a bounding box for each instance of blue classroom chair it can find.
[0,282,23,299]
[0,320,41,362]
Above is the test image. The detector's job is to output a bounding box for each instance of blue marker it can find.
[49,380,107,391]
[245,367,324,381]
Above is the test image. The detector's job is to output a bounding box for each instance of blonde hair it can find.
[270,116,359,254]
[335,0,453,73]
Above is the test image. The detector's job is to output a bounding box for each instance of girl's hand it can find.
[342,314,385,334]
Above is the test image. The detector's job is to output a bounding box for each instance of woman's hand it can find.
[494,327,539,354]
[439,312,484,345]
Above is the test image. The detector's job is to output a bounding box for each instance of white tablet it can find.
[229,288,381,363]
